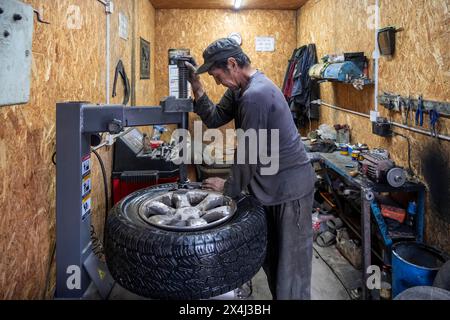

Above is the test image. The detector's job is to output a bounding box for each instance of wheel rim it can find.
[134,189,237,231]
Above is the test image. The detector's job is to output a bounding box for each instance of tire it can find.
[105,183,267,300]
[433,260,450,291]
[394,286,450,300]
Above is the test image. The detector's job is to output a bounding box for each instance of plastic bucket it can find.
[392,242,447,298]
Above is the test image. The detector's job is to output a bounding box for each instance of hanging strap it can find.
[112,60,131,105]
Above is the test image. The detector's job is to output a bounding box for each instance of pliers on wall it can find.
[415,95,424,127]
[403,96,413,126]
[429,109,440,138]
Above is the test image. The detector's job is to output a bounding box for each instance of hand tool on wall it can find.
[405,96,413,126]
[429,109,440,139]
[415,95,424,127]
[400,97,409,125]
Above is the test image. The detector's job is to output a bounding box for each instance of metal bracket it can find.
[362,188,375,202]
[83,253,115,299]
[105,1,114,14]
[160,96,193,113]
[108,119,123,134]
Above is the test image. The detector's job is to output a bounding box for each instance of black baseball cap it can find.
[196,38,243,75]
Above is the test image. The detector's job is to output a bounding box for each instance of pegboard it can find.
[0,0,34,107]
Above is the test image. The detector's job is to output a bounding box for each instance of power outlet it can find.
[0,0,34,107]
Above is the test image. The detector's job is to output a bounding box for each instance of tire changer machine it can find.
[55,57,194,299]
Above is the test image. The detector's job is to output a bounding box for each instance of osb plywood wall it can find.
[297,0,375,115]
[0,0,156,299]
[136,0,156,105]
[298,0,450,252]
[154,9,298,130]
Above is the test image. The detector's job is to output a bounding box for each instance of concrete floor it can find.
[103,242,359,301]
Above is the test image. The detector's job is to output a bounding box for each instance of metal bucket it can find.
[392,242,447,298]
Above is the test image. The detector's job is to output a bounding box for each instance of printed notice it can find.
[82,157,91,176]
[255,37,275,52]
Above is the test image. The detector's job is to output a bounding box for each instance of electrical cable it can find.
[91,148,109,247]
[44,151,57,298]
[393,132,414,177]
[42,241,56,299]
[90,225,105,258]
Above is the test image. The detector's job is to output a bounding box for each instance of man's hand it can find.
[185,60,205,100]
[202,177,226,193]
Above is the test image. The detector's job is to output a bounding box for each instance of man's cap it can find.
[196,38,243,75]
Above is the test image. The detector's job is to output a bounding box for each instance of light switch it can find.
[0,0,34,107]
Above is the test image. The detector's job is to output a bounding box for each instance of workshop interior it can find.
[0,0,449,301]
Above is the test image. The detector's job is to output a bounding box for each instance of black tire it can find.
[105,184,267,300]
[433,260,450,291]
[394,286,450,300]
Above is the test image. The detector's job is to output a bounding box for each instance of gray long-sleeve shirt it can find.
[194,71,316,206]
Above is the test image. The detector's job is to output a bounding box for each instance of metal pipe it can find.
[106,8,111,104]
[312,100,370,119]
[97,0,112,104]
[313,100,450,142]
[391,122,450,142]
[373,0,380,113]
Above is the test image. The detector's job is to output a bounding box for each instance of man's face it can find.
[208,59,240,90]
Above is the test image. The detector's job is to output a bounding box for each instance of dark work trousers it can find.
[262,192,314,300]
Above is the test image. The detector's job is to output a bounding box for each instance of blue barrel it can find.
[392,242,447,298]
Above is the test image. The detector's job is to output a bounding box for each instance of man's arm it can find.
[224,94,269,199]
[194,91,235,129]
[186,61,235,129]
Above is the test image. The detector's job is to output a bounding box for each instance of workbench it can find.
[306,143,426,300]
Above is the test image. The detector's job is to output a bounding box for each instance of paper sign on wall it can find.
[119,12,128,40]
[256,37,275,52]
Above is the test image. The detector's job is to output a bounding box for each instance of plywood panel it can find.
[297,0,375,115]
[379,0,449,105]
[136,0,156,105]
[298,0,450,253]
[151,0,308,10]
[378,0,450,252]
[155,9,297,133]
[0,0,156,299]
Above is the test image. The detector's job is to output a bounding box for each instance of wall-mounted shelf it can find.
[310,56,373,90]
[317,78,374,88]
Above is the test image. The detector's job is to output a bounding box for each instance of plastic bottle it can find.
[380,265,392,300]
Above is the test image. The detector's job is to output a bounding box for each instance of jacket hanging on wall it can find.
[282,44,320,129]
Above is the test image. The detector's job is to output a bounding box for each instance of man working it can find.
[185,38,316,300]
